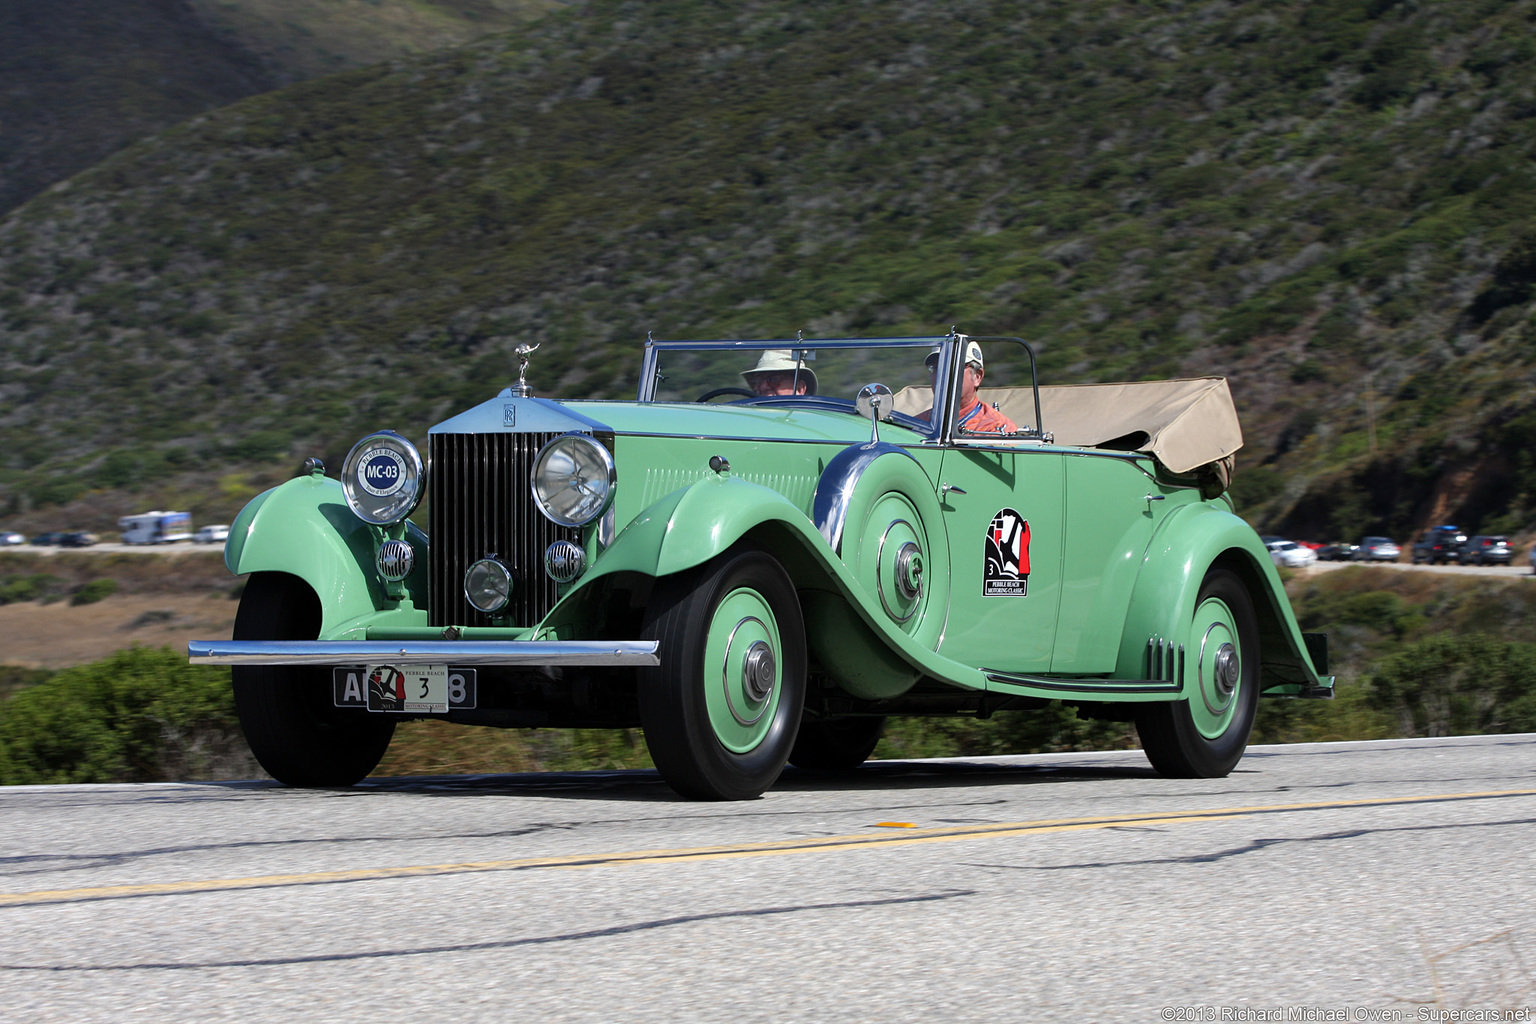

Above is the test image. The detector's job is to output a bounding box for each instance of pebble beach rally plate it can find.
[359,447,407,496]
[368,665,448,714]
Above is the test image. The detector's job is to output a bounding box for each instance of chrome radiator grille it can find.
[428,432,582,629]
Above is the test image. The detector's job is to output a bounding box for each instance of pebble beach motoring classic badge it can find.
[984,508,1031,596]
[358,446,407,497]
[367,665,407,711]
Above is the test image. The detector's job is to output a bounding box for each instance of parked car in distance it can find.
[1316,543,1358,561]
[0,531,25,546]
[29,531,68,546]
[1411,526,1466,564]
[1459,535,1512,565]
[119,511,193,544]
[190,331,1332,801]
[1355,536,1402,562]
[59,531,100,547]
[195,524,230,544]
[1266,539,1317,568]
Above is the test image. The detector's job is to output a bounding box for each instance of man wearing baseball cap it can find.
[921,340,1017,433]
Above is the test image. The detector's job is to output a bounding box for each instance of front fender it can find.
[224,474,428,636]
[1115,503,1329,695]
[566,470,985,697]
[588,474,824,581]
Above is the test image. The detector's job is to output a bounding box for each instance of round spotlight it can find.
[544,540,587,583]
[376,538,415,582]
[531,433,615,527]
[464,557,514,614]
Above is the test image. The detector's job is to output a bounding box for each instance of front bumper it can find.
[188,640,660,667]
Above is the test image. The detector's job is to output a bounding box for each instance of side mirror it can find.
[855,383,894,422]
[856,383,895,444]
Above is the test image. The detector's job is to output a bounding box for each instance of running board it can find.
[984,636,1186,698]
[982,671,1182,697]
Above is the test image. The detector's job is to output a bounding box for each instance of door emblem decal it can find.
[984,508,1031,597]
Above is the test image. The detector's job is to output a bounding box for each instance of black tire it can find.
[232,572,395,786]
[1135,568,1259,778]
[639,547,806,800]
[788,716,886,771]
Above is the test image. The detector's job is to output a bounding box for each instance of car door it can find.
[932,444,1064,672]
[1049,452,1164,675]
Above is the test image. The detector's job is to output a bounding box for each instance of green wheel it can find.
[1135,568,1259,778]
[788,715,886,771]
[640,546,806,800]
[232,572,394,787]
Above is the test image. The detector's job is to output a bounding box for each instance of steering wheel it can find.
[696,387,756,402]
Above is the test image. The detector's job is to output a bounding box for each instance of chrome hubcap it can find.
[1214,642,1240,695]
[895,542,924,600]
[742,640,776,703]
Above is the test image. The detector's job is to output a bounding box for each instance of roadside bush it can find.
[0,646,253,784]
[1366,635,1536,738]
[69,578,119,605]
[0,573,63,604]
[0,665,51,702]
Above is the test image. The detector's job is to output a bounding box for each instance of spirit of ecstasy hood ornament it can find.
[509,342,539,397]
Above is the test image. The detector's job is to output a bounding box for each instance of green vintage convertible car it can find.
[190,332,1331,799]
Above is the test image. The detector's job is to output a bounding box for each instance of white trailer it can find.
[118,511,193,544]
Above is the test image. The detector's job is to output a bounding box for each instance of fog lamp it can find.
[465,557,514,614]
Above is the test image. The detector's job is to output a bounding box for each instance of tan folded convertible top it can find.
[893,376,1243,477]
[1033,377,1243,475]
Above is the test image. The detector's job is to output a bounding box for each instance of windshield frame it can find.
[636,332,1044,444]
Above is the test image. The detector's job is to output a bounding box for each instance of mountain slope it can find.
[0,0,274,214]
[3,0,1536,540]
[0,0,554,216]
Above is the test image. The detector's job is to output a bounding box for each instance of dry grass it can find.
[0,551,239,669]
[0,592,237,670]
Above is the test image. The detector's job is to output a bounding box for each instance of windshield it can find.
[638,335,1042,439]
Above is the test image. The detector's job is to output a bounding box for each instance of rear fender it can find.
[1115,503,1330,695]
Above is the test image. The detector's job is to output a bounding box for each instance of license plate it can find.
[332,666,477,713]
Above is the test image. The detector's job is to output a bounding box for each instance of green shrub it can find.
[1367,635,1536,738]
[0,665,51,702]
[0,573,63,605]
[69,578,119,605]
[0,647,249,784]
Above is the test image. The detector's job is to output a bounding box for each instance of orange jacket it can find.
[956,399,1017,434]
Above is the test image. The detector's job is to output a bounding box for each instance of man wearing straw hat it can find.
[741,349,817,397]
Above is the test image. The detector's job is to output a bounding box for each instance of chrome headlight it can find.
[531,433,614,527]
[342,431,425,525]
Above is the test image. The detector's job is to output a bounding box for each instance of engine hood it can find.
[431,395,925,446]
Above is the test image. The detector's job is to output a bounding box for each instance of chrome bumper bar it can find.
[187,639,660,667]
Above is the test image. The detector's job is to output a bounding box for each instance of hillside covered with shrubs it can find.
[1,0,1536,545]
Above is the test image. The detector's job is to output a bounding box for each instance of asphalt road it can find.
[3,736,1534,1023]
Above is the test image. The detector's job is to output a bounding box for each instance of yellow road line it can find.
[5,788,1534,908]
